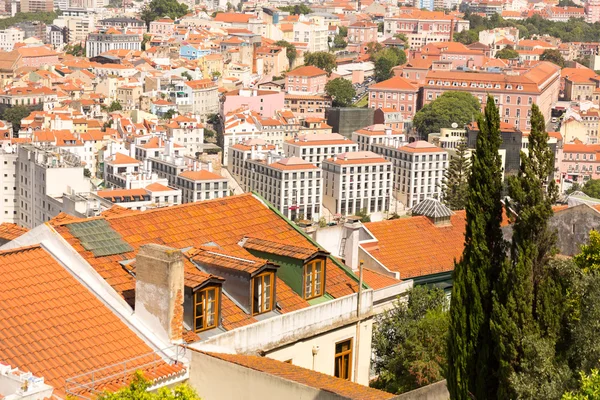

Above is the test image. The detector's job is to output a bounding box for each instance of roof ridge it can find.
[0,244,41,255]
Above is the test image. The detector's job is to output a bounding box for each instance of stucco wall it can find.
[396,380,449,400]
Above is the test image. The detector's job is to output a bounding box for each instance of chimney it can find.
[135,244,184,344]
[450,18,455,42]
[343,216,362,271]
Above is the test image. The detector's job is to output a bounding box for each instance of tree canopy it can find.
[278,4,312,14]
[371,47,406,82]
[274,40,297,68]
[0,12,57,30]
[139,0,188,27]
[412,92,481,138]
[304,51,337,75]
[107,100,123,112]
[495,45,519,59]
[581,179,600,198]
[541,49,566,67]
[372,286,448,394]
[98,371,201,400]
[442,140,471,210]
[1,105,30,134]
[325,78,355,107]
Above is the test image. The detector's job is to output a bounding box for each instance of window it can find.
[252,272,274,315]
[194,286,219,332]
[304,259,324,299]
[334,339,353,380]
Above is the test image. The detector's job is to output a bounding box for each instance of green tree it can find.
[355,208,371,222]
[366,42,383,55]
[145,0,188,22]
[566,182,581,194]
[372,48,406,82]
[558,0,580,6]
[162,109,177,120]
[574,230,600,273]
[541,49,566,67]
[98,371,201,399]
[333,34,347,49]
[64,43,85,57]
[413,92,481,138]
[278,4,312,14]
[564,370,600,400]
[495,45,519,59]
[140,5,157,29]
[0,12,58,29]
[447,94,506,400]
[142,33,152,50]
[107,100,123,112]
[338,25,348,37]
[442,140,471,210]
[304,51,337,75]
[275,40,297,68]
[325,78,355,107]
[394,33,408,42]
[372,286,449,395]
[2,105,30,134]
[83,168,91,178]
[374,56,395,82]
[581,179,600,198]
[491,103,558,398]
[181,71,193,81]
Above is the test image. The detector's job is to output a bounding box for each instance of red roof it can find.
[287,65,327,78]
[369,76,418,91]
[179,170,225,181]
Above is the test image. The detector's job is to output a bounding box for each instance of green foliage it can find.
[366,42,383,55]
[325,78,355,107]
[0,12,57,30]
[162,109,177,120]
[442,140,471,210]
[142,34,152,50]
[338,25,348,37]
[377,22,384,33]
[278,4,312,14]
[541,49,566,67]
[181,71,193,81]
[355,208,371,222]
[495,45,519,59]
[564,370,600,400]
[372,47,406,82]
[332,35,347,49]
[566,182,582,194]
[64,43,85,57]
[558,0,581,6]
[304,51,337,75]
[83,168,91,178]
[413,92,481,138]
[107,100,123,112]
[97,371,201,400]
[491,103,558,398]
[2,105,30,133]
[574,231,600,273]
[275,40,297,68]
[372,286,448,394]
[140,0,188,27]
[447,94,506,400]
[394,33,408,42]
[204,128,216,141]
[581,179,600,198]
[318,217,327,228]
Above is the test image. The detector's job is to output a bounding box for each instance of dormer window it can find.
[304,259,324,299]
[252,271,274,315]
[194,286,219,332]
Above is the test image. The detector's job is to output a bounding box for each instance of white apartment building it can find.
[0,27,24,51]
[283,134,359,168]
[222,110,262,166]
[176,169,229,203]
[104,151,142,188]
[16,144,91,228]
[293,22,329,53]
[186,79,219,121]
[85,29,141,58]
[0,146,18,223]
[370,140,448,209]
[167,115,205,156]
[322,151,393,217]
[351,125,406,152]
[94,183,182,211]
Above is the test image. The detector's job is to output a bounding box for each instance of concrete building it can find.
[0,28,23,51]
[285,66,328,95]
[221,89,285,118]
[370,140,447,208]
[176,169,229,203]
[352,125,406,152]
[367,76,419,123]
[322,151,393,216]
[185,79,219,121]
[20,0,52,12]
[283,133,359,168]
[347,21,378,45]
[95,183,182,211]
[85,28,141,59]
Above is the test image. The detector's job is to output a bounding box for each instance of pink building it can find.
[149,18,175,35]
[408,42,486,70]
[285,66,328,95]
[422,62,561,130]
[221,88,285,117]
[587,0,600,23]
[348,21,378,44]
[367,76,419,122]
[561,141,600,182]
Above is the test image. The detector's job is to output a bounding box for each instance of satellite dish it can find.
[451,122,458,128]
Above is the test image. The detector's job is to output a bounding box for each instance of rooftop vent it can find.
[411,198,454,227]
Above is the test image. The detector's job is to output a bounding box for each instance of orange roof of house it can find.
[179,170,225,181]
[0,245,185,395]
[145,182,173,192]
[50,194,359,311]
[213,12,253,23]
[0,223,28,242]
[360,268,401,289]
[369,76,418,91]
[203,351,395,399]
[109,152,140,165]
[363,211,466,279]
[96,188,148,200]
[287,65,327,77]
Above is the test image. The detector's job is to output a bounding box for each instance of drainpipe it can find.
[354,260,364,383]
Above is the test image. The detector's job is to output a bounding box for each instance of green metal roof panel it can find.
[67,219,133,257]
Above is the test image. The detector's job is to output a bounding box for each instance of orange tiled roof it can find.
[287,65,327,77]
[361,268,401,289]
[179,170,225,181]
[363,211,466,279]
[369,76,417,91]
[202,351,395,400]
[0,245,185,395]
[0,223,28,242]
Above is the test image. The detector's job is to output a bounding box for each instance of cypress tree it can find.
[447,95,506,399]
[442,139,471,211]
[490,104,558,398]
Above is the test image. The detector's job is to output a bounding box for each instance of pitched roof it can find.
[213,12,253,23]
[369,76,417,91]
[287,65,327,77]
[0,245,185,395]
[0,223,28,243]
[202,351,395,400]
[363,211,466,279]
[179,170,225,181]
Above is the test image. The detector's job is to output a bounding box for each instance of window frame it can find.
[303,259,325,300]
[252,271,274,315]
[193,286,219,332]
[334,338,353,381]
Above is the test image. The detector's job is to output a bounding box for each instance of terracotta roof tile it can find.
[0,223,28,242]
[360,268,401,289]
[0,245,184,396]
